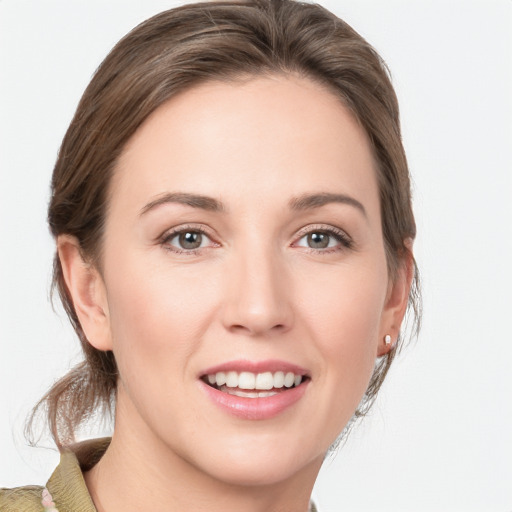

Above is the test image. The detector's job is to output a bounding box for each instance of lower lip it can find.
[200,380,308,420]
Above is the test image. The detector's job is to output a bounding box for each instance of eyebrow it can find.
[289,192,367,217]
[140,191,366,217]
[140,192,226,215]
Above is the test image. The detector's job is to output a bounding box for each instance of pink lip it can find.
[200,379,308,420]
[198,359,310,421]
[199,359,309,377]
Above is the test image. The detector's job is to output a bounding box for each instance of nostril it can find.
[228,322,288,335]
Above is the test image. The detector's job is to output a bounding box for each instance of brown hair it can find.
[30,0,420,448]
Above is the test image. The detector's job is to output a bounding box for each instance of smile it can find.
[204,371,304,398]
[199,361,310,420]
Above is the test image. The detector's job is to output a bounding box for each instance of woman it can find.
[1,0,420,510]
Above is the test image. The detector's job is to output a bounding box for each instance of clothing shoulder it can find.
[0,485,45,511]
[0,438,109,512]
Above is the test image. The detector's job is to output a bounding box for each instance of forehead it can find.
[112,74,379,217]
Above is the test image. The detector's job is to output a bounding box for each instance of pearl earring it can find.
[384,334,392,346]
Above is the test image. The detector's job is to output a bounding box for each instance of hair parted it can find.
[29,0,420,448]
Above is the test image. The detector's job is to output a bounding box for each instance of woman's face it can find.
[89,75,402,486]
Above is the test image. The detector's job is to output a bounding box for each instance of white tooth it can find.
[226,371,238,388]
[273,371,285,388]
[238,372,256,390]
[294,375,302,387]
[284,372,295,388]
[207,374,216,385]
[216,372,226,386]
[220,386,278,398]
[226,388,259,398]
[255,372,274,390]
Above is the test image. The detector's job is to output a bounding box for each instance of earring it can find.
[384,334,392,346]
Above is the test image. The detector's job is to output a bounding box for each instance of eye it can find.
[294,226,353,252]
[302,232,336,249]
[161,226,216,253]
[174,231,205,250]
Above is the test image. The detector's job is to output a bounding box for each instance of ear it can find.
[57,235,113,351]
[377,242,415,357]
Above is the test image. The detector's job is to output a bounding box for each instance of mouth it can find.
[199,360,311,419]
[201,370,308,398]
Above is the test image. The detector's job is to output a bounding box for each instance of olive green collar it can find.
[46,438,111,512]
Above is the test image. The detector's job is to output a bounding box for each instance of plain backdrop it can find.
[1,1,511,511]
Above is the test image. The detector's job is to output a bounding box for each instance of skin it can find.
[59,74,412,512]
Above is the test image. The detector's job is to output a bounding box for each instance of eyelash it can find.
[293,225,354,254]
[160,224,218,255]
[159,224,353,255]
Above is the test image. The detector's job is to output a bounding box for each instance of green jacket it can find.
[0,439,109,512]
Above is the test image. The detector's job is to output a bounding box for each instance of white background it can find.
[1,1,511,511]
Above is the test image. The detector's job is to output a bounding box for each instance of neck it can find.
[84,402,322,512]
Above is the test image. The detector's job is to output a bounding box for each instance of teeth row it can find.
[220,387,279,398]
[207,371,302,390]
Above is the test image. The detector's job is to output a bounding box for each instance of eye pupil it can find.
[179,231,202,249]
[308,232,329,249]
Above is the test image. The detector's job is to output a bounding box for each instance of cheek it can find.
[102,251,220,389]
[298,262,387,434]
[302,260,387,350]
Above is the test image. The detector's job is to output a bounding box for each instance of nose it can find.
[221,244,294,337]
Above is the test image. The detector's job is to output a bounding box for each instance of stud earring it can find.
[384,334,392,346]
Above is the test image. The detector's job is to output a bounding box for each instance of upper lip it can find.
[199,359,309,378]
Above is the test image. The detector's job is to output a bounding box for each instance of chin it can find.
[205,451,323,488]
[183,430,328,488]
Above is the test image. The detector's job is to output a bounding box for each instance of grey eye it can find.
[307,232,330,249]
[178,231,203,249]
[295,228,349,251]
